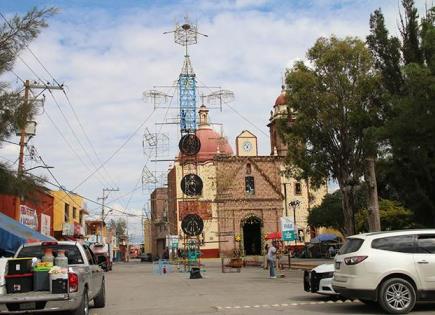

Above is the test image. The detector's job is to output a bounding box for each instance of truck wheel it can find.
[71,288,89,315]
[378,278,416,314]
[93,279,106,308]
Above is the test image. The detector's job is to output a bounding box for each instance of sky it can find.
[0,0,429,242]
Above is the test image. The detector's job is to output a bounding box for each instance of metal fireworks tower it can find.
[164,18,208,135]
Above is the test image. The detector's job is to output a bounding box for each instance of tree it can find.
[367,2,435,226]
[307,191,345,235]
[0,7,56,197]
[309,191,414,234]
[280,36,382,235]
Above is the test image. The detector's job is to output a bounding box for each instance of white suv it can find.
[332,229,435,314]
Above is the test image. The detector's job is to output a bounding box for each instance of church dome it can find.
[179,105,233,162]
[274,85,287,107]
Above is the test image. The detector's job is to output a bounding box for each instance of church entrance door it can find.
[242,216,262,256]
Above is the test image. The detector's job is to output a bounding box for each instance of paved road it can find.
[89,261,435,315]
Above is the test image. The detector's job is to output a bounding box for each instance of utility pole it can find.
[97,187,119,243]
[15,80,63,221]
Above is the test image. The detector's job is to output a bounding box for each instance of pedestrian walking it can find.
[263,243,269,269]
[267,241,277,278]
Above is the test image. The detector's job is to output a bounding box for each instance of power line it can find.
[61,90,119,188]
[1,12,118,189]
[197,79,269,138]
[70,107,157,192]
[28,173,142,218]
[45,89,116,188]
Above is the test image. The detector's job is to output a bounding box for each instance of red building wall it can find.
[0,191,54,236]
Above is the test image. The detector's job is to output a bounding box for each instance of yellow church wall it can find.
[280,165,328,242]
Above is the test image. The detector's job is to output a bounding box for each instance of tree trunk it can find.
[365,157,381,232]
[341,184,356,236]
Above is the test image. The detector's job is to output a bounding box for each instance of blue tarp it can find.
[0,212,54,255]
[311,233,339,243]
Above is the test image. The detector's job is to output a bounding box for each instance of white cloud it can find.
[1,0,425,242]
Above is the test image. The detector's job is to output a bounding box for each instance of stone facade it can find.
[215,156,284,257]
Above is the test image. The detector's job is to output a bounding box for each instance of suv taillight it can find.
[68,272,79,292]
[344,256,368,265]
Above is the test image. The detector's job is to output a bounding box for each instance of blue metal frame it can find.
[178,56,197,134]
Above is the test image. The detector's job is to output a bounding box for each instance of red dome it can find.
[274,85,287,107]
[194,128,233,162]
[177,104,233,162]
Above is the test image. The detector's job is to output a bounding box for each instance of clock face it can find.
[242,141,252,152]
[181,214,204,236]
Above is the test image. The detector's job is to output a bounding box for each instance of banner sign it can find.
[19,205,38,230]
[166,235,179,249]
[40,213,51,236]
[280,217,296,241]
[62,222,74,236]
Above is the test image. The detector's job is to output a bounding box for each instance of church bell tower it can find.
[268,85,290,157]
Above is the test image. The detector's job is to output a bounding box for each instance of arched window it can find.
[245,176,255,195]
[246,163,252,175]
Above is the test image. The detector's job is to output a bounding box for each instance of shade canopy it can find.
[310,233,339,243]
[265,231,282,240]
[0,212,54,255]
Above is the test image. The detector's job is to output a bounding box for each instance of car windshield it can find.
[338,238,364,254]
[16,244,84,265]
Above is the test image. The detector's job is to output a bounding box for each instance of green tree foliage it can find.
[367,1,435,226]
[280,36,382,235]
[309,191,414,233]
[0,7,55,197]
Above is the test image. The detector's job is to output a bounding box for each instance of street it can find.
[89,261,435,315]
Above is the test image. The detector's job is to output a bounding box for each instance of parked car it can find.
[304,264,338,296]
[332,229,435,314]
[0,241,105,314]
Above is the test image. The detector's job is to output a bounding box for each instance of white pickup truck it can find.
[0,241,105,315]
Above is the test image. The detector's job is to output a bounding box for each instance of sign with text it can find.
[19,205,38,230]
[280,217,296,241]
[40,213,51,236]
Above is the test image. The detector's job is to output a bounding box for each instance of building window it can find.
[79,211,83,225]
[295,182,302,195]
[246,163,252,175]
[73,207,77,219]
[245,176,255,195]
[64,203,70,222]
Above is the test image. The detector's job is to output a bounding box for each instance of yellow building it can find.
[51,190,87,240]
[143,218,152,254]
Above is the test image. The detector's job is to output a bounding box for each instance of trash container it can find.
[189,267,202,279]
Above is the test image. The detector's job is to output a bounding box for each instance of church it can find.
[161,86,327,258]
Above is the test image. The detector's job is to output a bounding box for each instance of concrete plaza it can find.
[89,260,435,315]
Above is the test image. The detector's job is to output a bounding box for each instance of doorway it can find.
[242,216,262,256]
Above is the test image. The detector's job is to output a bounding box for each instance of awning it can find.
[265,232,282,240]
[0,212,54,255]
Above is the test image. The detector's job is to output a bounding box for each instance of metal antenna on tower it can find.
[163,17,208,135]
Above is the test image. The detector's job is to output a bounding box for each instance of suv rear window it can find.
[17,245,84,264]
[339,238,364,254]
[371,235,416,253]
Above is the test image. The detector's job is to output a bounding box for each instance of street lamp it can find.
[289,200,301,241]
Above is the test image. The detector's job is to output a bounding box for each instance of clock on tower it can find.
[236,130,257,157]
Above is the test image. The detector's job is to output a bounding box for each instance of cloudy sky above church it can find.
[1,0,426,241]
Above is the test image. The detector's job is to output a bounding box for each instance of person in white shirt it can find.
[267,241,277,278]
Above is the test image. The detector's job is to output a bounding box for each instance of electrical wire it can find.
[71,107,157,192]
[45,89,116,188]
[1,11,119,190]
